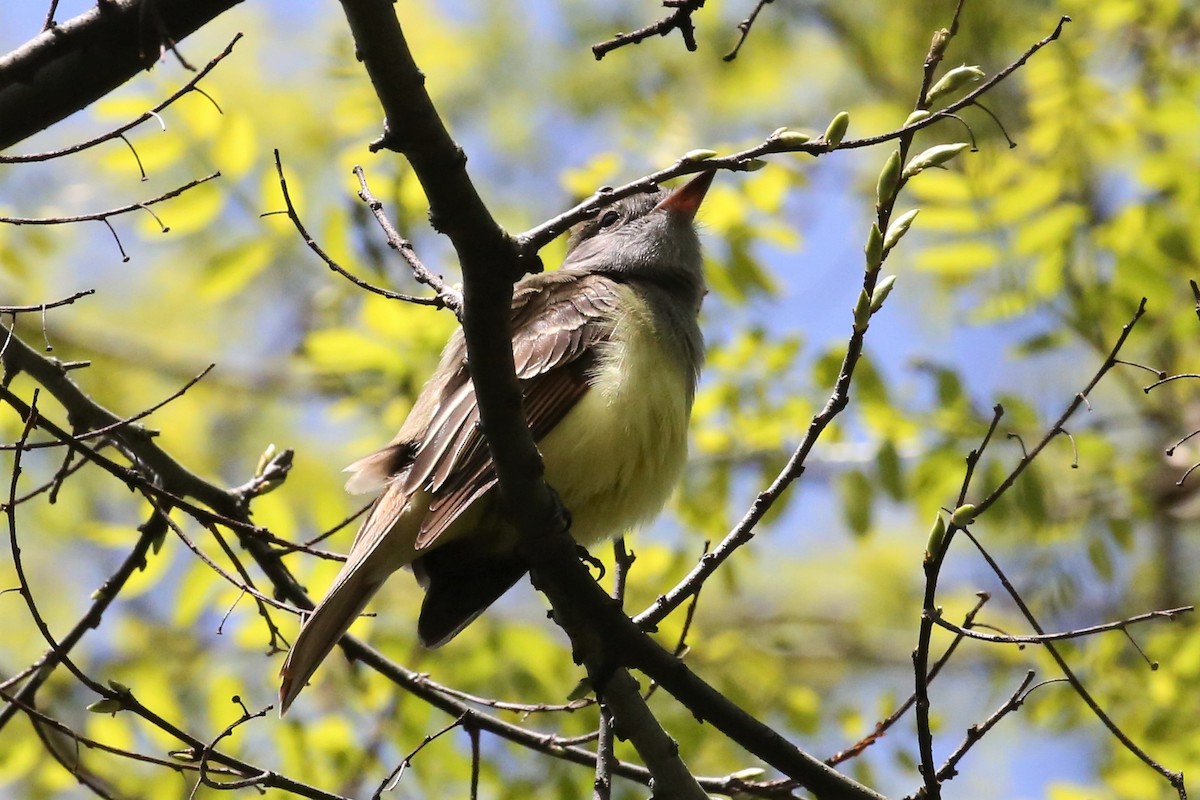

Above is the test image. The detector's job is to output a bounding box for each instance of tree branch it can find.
[335,2,884,797]
[1,324,797,796]
[0,0,244,151]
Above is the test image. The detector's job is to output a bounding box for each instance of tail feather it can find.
[279,568,383,715]
[413,538,528,648]
[281,490,423,714]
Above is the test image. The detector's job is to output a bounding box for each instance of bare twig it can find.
[0,173,220,240]
[827,593,991,767]
[41,0,60,31]
[961,527,1186,797]
[908,672,1037,800]
[0,35,241,165]
[928,605,1193,645]
[353,165,462,312]
[270,151,450,308]
[724,0,775,61]
[914,300,1151,799]
[1143,372,1200,392]
[374,714,467,799]
[0,364,213,452]
[592,1,706,60]
[0,509,163,733]
[195,697,273,793]
[0,290,96,314]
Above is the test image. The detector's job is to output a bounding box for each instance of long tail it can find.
[281,487,423,714]
[279,565,385,715]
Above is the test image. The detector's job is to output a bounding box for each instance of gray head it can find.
[562,172,713,305]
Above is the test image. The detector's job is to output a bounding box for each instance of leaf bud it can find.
[929,28,951,60]
[927,65,986,104]
[255,443,277,478]
[869,275,897,313]
[864,223,884,272]
[852,289,872,331]
[883,209,920,252]
[823,112,850,147]
[774,130,812,147]
[876,149,901,208]
[926,513,947,560]
[904,109,931,127]
[87,699,125,715]
[681,149,718,163]
[950,503,978,527]
[902,143,970,179]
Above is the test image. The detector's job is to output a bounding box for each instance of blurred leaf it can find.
[200,238,273,299]
[876,439,906,500]
[839,469,874,537]
[915,240,1000,277]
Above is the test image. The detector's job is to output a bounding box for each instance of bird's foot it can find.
[575,545,606,580]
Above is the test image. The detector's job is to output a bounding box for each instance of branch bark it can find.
[335,2,885,798]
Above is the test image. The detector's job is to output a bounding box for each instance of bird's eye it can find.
[598,210,620,228]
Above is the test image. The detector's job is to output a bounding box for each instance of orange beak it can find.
[655,171,715,219]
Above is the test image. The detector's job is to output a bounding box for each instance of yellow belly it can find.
[536,291,692,545]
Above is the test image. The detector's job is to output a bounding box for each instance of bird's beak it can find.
[655,170,715,219]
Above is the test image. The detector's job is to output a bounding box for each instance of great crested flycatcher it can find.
[279,171,713,712]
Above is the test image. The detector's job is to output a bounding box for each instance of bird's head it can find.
[562,172,714,291]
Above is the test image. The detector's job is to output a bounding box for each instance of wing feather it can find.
[336,271,621,558]
[406,272,620,547]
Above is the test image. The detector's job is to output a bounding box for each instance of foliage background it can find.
[0,0,1197,798]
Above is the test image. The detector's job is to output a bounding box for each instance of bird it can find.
[279,171,713,713]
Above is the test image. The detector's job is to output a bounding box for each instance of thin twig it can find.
[0,35,241,165]
[1143,372,1200,392]
[592,1,706,60]
[374,714,467,799]
[961,527,1186,797]
[0,173,219,225]
[195,698,273,793]
[0,364,213,451]
[724,0,774,61]
[270,151,448,308]
[908,671,1037,800]
[928,606,1193,645]
[353,165,462,312]
[914,300,1149,799]
[827,593,991,766]
[0,290,96,314]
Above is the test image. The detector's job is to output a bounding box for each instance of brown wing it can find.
[403,270,621,548]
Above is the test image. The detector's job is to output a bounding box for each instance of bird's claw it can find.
[576,545,606,580]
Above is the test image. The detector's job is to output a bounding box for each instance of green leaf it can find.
[876,439,906,500]
[839,470,874,537]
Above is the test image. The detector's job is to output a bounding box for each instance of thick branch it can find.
[336,3,883,797]
[0,323,240,516]
[335,0,551,536]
